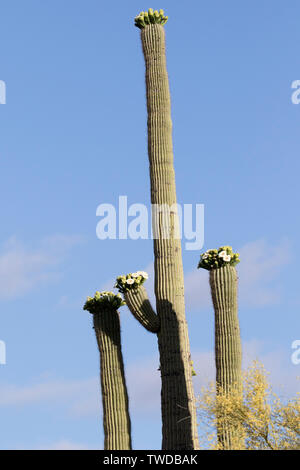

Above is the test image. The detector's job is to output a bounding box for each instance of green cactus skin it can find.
[138,19,199,450]
[93,309,132,450]
[124,286,160,333]
[209,265,243,449]
[84,295,132,450]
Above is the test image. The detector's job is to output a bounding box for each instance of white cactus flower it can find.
[136,271,148,279]
[223,254,231,262]
[218,250,227,258]
[126,279,135,285]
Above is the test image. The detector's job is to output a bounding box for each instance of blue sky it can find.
[0,0,299,450]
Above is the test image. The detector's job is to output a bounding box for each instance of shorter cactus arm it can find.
[115,271,160,333]
[197,247,242,393]
[84,292,131,450]
[198,247,243,449]
[209,265,242,393]
[93,309,132,450]
[125,285,160,333]
[209,265,242,449]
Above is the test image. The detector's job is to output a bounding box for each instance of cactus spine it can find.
[198,247,243,449]
[84,293,132,450]
[135,10,199,450]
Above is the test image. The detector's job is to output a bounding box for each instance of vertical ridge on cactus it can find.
[210,266,242,393]
[84,294,131,450]
[138,16,199,450]
[124,286,160,333]
[198,246,243,450]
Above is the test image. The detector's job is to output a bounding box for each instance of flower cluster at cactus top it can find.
[134,9,168,29]
[115,271,149,294]
[197,246,240,270]
[83,291,126,314]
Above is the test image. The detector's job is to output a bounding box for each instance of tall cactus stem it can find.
[138,17,199,450]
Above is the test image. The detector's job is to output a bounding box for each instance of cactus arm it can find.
[84,293,132,450]
[210,266,242,394]
[198,247,243,449]
[125,286,160,333]
[137,10,199,450]
[210,265,243,449]
[93,309,132,450]
[115,272,160,333]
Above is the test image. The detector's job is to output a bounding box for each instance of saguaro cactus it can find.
[198,246,243,449]
[116,10,199,450]
[83,292,132,450]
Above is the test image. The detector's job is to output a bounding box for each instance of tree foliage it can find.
[197,361,300,450]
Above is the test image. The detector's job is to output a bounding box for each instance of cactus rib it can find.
[124,286,160,333]
[84,294,131,450]
[139,17,199,449]
[209,263,243,449]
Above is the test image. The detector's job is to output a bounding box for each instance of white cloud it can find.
[10,439,98,450]
[0,357,161,419]
[127,356,160,415]
[0,376,98,410]
[184,239,290,311]
[184,269,211,310]
[237,239,290,307]
[34,439,96,450]
[0,234,83,300]
[192,340,299,397]
[241,339,299,396]
[0,356,160,417]
[62,356,162,419]
[97,238,290,312]
[0,340,297,431]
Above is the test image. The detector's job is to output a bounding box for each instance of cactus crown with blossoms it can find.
[197,246,240,271]
[115,271,149,294]
[83,291,126,314]
[134,9,168,29]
